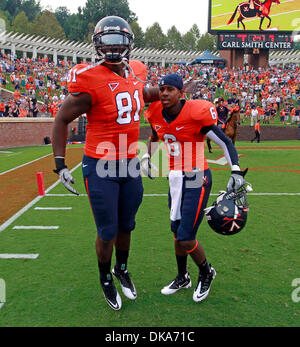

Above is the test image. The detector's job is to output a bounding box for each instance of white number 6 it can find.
[210,107,217,120]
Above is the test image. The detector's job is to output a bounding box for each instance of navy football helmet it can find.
[92,16,134,63]
[205,185,251,236]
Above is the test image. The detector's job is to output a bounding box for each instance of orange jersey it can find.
[145,100,217,172]
[67,60,147,160]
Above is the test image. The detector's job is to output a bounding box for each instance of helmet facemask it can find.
[93,30,133,64]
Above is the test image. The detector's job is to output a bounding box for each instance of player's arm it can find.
[52,92,92,195]
[143,86,160,103]
[141,126,159,179]
[201,124,248,191]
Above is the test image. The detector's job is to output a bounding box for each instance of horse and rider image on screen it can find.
[209,0,299,32]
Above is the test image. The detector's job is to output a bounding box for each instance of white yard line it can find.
[0,162,82,232]
[13,226,59,230]
[0,254,39,259]
[0,153,52,176]
[34,207,72,210]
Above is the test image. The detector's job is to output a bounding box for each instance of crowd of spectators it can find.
[0,52,299,125]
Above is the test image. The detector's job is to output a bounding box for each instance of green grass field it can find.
[0,142,300,327]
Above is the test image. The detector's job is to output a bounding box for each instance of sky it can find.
[38,0,210,35]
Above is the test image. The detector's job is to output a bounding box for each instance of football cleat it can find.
[193,266,216,303]
[101,277,122,311]
[112,267,137,300]
[161,272,192,295]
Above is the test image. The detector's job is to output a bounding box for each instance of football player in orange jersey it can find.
[52,16,161,311]
[142,74,248,303]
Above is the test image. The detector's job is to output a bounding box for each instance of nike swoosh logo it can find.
[82,164,88,168]
[133,81,139,85]
[176,127,184,131]
[106,298,119,309]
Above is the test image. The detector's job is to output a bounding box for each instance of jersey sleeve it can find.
[67,64,97,103]
[130,60,147,82]
[144,101,160,125]
[191,100,218,128]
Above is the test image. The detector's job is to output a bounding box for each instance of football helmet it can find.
[205,185,251,236]
[92,16,134,63]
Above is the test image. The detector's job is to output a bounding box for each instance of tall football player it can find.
[142,74,248,303]
[52,16,160,311]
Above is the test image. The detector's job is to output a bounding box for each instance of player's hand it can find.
[227,168,248,192]
[53,157,79,195]
[141,153,158,179]
[55,167,79,195]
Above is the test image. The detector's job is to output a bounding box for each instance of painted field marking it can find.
[0,153,52,176]
[0,162,82,232]
[0,303,4,309]
[46,194,87,197]
[13,226,59,230]
[34,207,72,210]
[0,254,39,259]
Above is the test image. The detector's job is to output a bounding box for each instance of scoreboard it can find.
[218,33,294,50]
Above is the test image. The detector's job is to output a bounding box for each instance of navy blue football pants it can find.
[82,155,143,241]
[169,169,212,241]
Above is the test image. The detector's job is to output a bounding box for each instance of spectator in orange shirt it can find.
[0,101,5,117]
[251,120,261,143]
[280,109,286,125]
[14,90,21,100]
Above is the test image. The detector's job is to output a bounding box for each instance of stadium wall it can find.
[0,118,77,148]
[139,126,299,141]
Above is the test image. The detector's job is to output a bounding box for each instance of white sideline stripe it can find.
[0,303,4,309]
[0,162,82,232]
[46,194,88,197]
[0,153,52,176]
[13,226,59,230]
[0,254,39,259]
[34,207,72,210]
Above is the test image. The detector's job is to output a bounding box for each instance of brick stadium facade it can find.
[0,118,298,149]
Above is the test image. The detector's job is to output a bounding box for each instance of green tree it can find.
[20,0,41,22]
[189,24,201,46]
[12,11,32,34]
[81,0,136,40]
[182,31,196,51]
[4,0,22,18]
[166,26,183,51]
[144,22,166,49]
[32,10,66,40]
[64,13,86,42]
[130,21,144,48]
[0,10,12,31]
[197,32,217,51]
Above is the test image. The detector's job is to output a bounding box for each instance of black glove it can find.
[53,157,79,195]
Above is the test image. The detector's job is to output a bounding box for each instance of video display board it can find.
[209,0,300,33]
